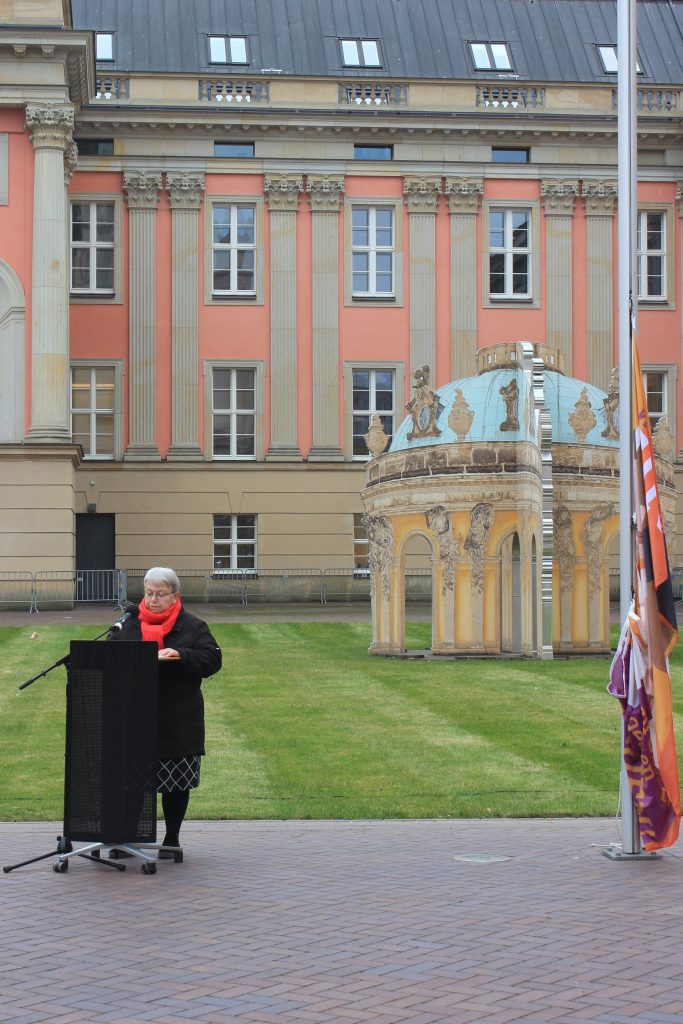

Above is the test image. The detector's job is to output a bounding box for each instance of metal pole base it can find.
[602,844,660,861]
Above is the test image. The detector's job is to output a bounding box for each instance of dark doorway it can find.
[75,514,115,600]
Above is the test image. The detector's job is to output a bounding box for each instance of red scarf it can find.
[138,597,183,649]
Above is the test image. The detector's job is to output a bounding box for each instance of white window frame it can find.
[210,366,256,461]
[69,195,123,303]
[209,35,249,64]
[343,360,404,462]
[482,200,540,308]
[340,38,382,67]
[204,196,264,305]
[345,198,404,307]
[597,44,642,74]
[95,32,114,61]
[70,360,124,461]
[642,365,676,434]
[203,359,266,460]
[213,513,257,574]
[351,206,395,298]
[637,209,669,303]
[470,41,512,71]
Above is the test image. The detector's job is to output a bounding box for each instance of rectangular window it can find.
[95,33,114,61]
[214,141,255,158]
[489,208,531,299]
[213,514,257,573]
[353,513,369,574]
[354,144,393,161]
[470,41,512,71]
[71,366,115,459]
[637,211,666,300]
[492,147,529,163]
[597,44,642,74]
[76,139,114,156]
[340,38,382,67]
[352,368,395,458]
[212,367,256,459]
[71,201,115,294]
[209,35,248,64]
[642,370,667,430]
[212,203,256,295]
[352,207,394,297]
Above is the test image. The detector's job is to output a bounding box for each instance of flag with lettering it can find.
[608,336,680,851]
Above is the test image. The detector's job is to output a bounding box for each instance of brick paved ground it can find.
[2,818,683,1024]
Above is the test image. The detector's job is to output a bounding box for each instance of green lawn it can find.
[1,620,681,821]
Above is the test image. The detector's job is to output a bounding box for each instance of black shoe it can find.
[159,835,179,860]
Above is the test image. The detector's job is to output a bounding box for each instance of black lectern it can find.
[53,640,160,872]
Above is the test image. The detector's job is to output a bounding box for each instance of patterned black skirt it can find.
[157,755,201,793]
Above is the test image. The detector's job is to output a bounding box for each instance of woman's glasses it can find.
[144,589,175,600]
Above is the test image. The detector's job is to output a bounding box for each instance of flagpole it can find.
[616,0,640,857]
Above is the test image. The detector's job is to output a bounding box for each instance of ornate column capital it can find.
[64,140,78,185]
[444,177,483,214]
[541,179,579,215]
[264,173,303,211]
[166,172,205,210]
[306,174,344,212]
[123,171,163,210]
[25,105,74,151]
[677,181,683,216]
[582,180,617,216]
[403,175,442,213]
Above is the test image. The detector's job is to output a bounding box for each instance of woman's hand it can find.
[158,647,181,660]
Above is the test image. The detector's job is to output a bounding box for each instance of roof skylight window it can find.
[341,38,382,68]
[209,35,249,65]
[95,32,114,61]
[470,41,512,71]
[597,44,641,74]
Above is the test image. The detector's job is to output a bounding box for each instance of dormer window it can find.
[597,44,641,74]
[470,41,512,72]
[209,35,249,65]
[95,32,114,61]
[340,38,382,68]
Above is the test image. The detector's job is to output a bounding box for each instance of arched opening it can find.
[607,530,621,611]
[0,260,26,442]
[510,532,521,655]
[531,535,538,657]
[401,532,434,653]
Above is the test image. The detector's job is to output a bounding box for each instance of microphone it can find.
[108,603,140,632]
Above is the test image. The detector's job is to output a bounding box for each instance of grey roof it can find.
[70,0,683,84]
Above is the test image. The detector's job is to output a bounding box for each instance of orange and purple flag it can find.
[608,336,680,851]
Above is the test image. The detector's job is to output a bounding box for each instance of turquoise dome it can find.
[389,367,618,452]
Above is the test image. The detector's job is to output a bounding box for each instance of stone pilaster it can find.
[264,174,304,461]
[445,177,482,380]
[166,173,205,461]
[583,180,617,390]
[306,175,344,461]
[541,179,579,373]
[24,104,74,443]
[123,171,163,460]
[404,176,441,378]
[678,182,683,457]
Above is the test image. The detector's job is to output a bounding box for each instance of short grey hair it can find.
[144,567,180,594]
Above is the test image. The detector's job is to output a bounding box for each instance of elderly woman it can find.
[113,567,222,856]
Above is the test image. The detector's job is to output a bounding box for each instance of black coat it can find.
[111,607,222,758]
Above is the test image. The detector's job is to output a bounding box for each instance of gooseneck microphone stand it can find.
[3,609,141,875]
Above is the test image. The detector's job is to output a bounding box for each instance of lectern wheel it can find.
[53,860,68,873]
[141,861,156,875]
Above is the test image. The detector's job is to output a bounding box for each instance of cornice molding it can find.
[444,176,484,214]
[123,170,163,209]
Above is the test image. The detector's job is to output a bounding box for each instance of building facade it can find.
[1,0,682,581]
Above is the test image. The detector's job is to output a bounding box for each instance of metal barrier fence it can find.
[32,570,125,612]
[242,569,324,604]
[0,572,35,611]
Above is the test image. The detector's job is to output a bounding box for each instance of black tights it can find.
[161,789,190,843]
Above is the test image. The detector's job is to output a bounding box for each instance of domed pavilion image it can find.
[361,342,677,659]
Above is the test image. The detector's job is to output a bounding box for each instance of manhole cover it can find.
[453,854,511,864]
